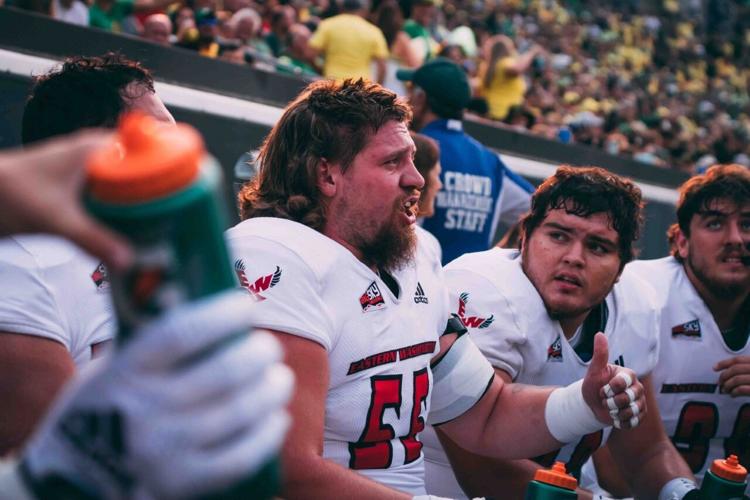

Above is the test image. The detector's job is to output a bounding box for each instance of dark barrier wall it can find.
[0,6,682,257]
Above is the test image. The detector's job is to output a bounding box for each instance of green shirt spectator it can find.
[89,0,134,32]
[89,0,183,32]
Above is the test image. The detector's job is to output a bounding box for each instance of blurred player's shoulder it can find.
[623,256,683,297]
[0,234,97,268]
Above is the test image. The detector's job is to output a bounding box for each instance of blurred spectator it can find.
[411,130,443,262]
[403,0,438,63]
[277,23,319,77]
[373,0,419,95]
[88,0,181,33]
[479,35,544,121]
[223,7,275,66]
[265,5,295,57]
[52,0,88,25]
[308,0,388,83]
[194,7,220,57]
[16,0,750,174]
[223,0,251,13]
[411,131,442,219]
[142,12,172,45]
[169,5,195,44]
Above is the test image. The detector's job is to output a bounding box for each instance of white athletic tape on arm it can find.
[0,459,34,500]
[544,379,602,443]
[428,334,495,425]
[657,477,697,500]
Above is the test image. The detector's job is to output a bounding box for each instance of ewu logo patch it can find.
[672,319,701,339]
[457,292,494,329]
[360,281,386,312]
[235,260,281,302]
[547,335,563,362]
[91,262,110,291]
[413,282,429,304]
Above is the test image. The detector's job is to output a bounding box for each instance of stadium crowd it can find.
[4,0,750,173]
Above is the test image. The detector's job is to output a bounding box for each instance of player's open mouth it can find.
[403,197,419,219]
[722,253,750,266]
[554,274,582,287]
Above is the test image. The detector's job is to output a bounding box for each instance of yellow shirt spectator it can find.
[309,13,389,81]
[481,57,526,120]
[478,36,542,121]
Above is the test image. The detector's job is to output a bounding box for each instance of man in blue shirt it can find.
[398,58,534,264]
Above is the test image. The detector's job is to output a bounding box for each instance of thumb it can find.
[588,332,609,374]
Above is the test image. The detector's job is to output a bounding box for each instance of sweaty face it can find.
[330,120,424,271]
[678,199,750,298]
[522,208,622,333]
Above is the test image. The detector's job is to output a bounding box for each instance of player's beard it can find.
[355,199,417,273]
[686,251,750,299]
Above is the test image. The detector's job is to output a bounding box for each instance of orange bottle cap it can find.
[533,461,578,491]
[710,455,747,483]
[87,112,204,203]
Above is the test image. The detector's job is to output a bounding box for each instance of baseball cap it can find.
[397,58,470,117]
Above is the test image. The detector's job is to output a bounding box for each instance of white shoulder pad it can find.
[428,334,494,425]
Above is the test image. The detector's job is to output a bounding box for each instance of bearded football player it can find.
[592,164,750,497]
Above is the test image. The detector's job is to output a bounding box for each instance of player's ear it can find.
[675,225,690,260]
[316,157,338,198]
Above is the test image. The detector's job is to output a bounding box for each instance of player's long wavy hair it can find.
[238,79,411,230]
[519,166,644,270]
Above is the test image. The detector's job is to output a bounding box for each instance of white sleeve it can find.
[444,267,526,379]
[0,254,68,349]
[229,239,335,351]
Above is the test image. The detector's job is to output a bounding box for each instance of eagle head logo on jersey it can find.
[547,335,563,362]
[234,259,282,302]
[671,319,702,340]
[360,281,386,312]
[91,262,110,291]
[456,292,494,329]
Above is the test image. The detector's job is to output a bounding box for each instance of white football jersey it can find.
[226,218,455,495]
[0,235,115,367]
[627,257,750,484]
[422,248,659,498]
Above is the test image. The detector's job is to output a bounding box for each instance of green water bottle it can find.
[699,454,747,499]
[85,113,280,500]
[525,461,578,499]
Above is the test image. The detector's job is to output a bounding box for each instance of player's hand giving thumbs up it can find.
[582,333,646,429]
